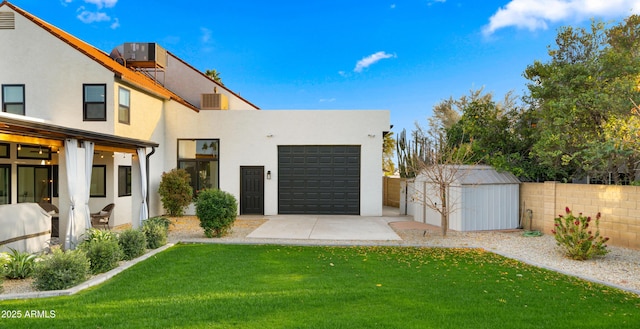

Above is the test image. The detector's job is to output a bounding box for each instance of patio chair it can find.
[91,203,115,230]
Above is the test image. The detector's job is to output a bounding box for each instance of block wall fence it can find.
[520,182,640,250]
[382,176,403,208]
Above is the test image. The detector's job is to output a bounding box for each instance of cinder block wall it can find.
[521,182,640,250]
[382,177,404,208]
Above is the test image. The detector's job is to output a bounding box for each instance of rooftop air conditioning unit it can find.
[201,93,229,110]
[123,43,167,68]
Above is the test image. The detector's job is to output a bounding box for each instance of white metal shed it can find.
[410,165,520,231]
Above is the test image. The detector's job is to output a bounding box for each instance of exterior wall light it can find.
[267,170,271,180]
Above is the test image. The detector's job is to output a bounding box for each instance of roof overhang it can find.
[0,113,158,152]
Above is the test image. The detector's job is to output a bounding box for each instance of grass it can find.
[1,244,639,328]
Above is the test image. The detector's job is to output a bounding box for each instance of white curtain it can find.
[84,141,94,230]
[64,139,79,250]
[137,147,149,225]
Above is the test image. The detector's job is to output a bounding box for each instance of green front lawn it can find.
[1,244,638,328]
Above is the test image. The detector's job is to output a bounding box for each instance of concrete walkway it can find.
[246,208,407,241]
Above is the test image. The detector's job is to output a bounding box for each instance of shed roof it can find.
[455,165,520,185]
[416,165,520,185]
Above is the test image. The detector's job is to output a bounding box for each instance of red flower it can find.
[565,207,571,213]
[574,221,580,226]
[596,212,601,220]
[551,229,556,234]
[587,217,591,222]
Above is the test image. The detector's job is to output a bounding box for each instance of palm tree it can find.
[204,69,223,85]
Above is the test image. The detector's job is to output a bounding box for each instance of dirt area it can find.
[167,216,267,241]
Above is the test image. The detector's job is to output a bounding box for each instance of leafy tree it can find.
[383,131,396,176]
[524,16,640,183]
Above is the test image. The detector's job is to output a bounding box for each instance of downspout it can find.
[146,147,156,207]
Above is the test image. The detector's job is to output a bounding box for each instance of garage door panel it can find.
[279,145,360,215]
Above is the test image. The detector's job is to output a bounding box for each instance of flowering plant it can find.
[552,207,609,260]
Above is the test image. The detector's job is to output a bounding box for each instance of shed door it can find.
[278,145,360,215]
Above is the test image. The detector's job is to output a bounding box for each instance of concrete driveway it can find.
[246,211,404,241]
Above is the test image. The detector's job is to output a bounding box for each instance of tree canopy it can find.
[406,15,640,185]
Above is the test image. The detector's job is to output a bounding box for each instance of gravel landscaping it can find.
[3,215,639,296]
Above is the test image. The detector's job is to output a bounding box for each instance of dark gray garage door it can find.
[278,145,360,215]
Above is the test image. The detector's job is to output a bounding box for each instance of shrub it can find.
[158,168,193,216]
[196,189,238,238]
[146,216,172,231]
[0,251,10,276]
[552,207,610,260]
[3,248,37,279]
[118,229,147,261]
[79,229,123,274]
[142,220,168,249]
[33,248,90,291]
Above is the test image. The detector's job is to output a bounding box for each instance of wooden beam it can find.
[0,134,64,147]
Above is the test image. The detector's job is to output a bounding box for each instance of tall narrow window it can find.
[0,143,8,158]
[118,87,130,124]
[90,165,107,197]
[0,164,10,205]
[177,139,219,195]
[118,166,132,197]
[2,84,25,115]
[83,84,106,121]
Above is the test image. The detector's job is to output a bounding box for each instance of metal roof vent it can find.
[0,12,15,30]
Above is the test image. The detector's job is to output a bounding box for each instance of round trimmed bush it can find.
[33,249,90,291]
[196,189,238,238]
[118,229,147,260]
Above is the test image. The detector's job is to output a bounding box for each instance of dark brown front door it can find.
[240,166,264,215]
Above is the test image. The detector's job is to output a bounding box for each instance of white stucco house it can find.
[0,1,390,249]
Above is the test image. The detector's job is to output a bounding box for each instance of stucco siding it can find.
[161,109,389,216]
[0,7,115,133]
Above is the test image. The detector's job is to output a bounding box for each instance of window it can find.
[0,143,8,158]
[177,139,219,194]
[118,166,132,197]
[118,87,130,124]
[2,84,25,115]
[83,84,106,121]
[90,165,106,197]
[0,164,10,205]
[17,165,52,203]
[17,144,51,160]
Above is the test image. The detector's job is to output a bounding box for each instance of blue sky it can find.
[9,0,640,135]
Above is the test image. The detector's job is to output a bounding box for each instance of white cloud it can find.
[77,9,111,23]
[483,0,640,36]
[201,27,212,43]
[390,4,396,9]
[84,0,118,9]
[110,17,120,29]
[354,51,396,73]
[319,98,336,103]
